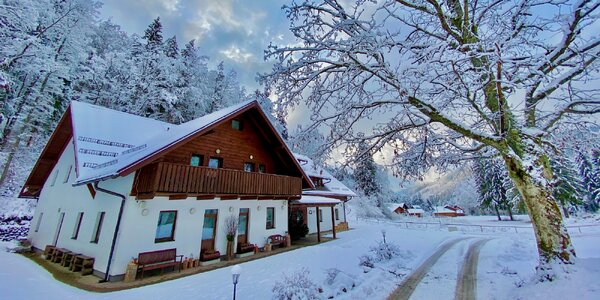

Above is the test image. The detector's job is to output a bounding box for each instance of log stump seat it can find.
[136,248,183,279]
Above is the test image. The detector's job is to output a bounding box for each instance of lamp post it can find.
[231,265,241,300]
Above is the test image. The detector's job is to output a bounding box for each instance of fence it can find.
[357,217,600,235]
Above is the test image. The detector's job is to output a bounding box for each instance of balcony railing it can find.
[133,162,302,198]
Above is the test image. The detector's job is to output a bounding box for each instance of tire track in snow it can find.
[454,239,491,300]
[387,237,468,300]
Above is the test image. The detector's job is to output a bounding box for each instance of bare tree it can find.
[263,0,600,279]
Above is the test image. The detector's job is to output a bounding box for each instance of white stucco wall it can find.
[28,138,292,278]
[111,196,289,276]
[306,203,344,234]
[28,138,134,277]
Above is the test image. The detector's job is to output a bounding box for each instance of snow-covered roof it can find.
[293,153,357,198]
[388,203,406,212]
[292,195,342,205]
[434,206,455,213]
[407,208,425,214]
[71,100,257,184]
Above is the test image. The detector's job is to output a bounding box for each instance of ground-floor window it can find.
[34,213,44,232]
[155,210,177,243]
[202,209,218,252]
[266,207,275,229]
[318,208,323,222]
[335,208,340,220]
[91,212,105,243]
[72,212,84,239]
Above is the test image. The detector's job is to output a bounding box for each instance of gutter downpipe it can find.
[94,181,126,283]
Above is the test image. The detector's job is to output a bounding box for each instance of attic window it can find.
[231,119,243,131]
[190,154,204,167]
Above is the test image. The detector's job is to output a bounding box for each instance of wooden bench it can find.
[70,254,94,275]
[137,248,183,279]
[268,234,285,248]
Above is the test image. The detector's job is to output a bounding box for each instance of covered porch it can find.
[289,195,342,243]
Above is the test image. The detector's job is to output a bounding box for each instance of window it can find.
[231,119,243,131]
[50,169,59,186]
[155,211,177,243]
[91,212,105,243]
[72,212,84,239]
[34,213,44,232]
[208,157,223,168]
[335,208,340,221]
[190,154,204,167]
[312,178,324,188]
[266,207,275,229]
[319,209,323,222]
[63,165,72,183]
[258,164,266,173]
[243,162,255,172]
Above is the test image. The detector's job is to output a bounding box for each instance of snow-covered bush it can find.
[358,254,375,270]
[272,268,321,300]
[370,239,401,262]
[322,268,356,298]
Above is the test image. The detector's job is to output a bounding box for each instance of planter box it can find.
[199,258,220,266]
[235,252,254,259]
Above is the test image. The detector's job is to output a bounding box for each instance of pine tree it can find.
[354,141,381,199]
[164,36,179,59]
[474,157,518,220]
[551,156,584,218]
[143,17,163,50]
[577,151,599,212]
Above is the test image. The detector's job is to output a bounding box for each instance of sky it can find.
[99,0,293,91]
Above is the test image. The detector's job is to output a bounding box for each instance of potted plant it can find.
[225,215,238,260]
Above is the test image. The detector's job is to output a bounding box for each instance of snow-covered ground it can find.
[1,216,599,299]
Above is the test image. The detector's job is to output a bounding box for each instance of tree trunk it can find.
[503,154,575,280]
[507,204,514,221]
[561,204,570,219]
[494,204,501,221]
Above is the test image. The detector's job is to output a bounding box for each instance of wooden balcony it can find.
[133,162,302,199]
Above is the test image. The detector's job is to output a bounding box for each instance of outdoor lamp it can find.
[231,265,242,300]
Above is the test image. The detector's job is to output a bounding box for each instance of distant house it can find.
[291,154,356,239]
[389,203,409,214]
[433,205,466,217]
[19,100,314,281]
[388,203,424,217]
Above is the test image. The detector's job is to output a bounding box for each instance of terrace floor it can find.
[23,232,337,293]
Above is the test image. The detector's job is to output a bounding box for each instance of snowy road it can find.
[386,238,468,300]
[455,239,490,300]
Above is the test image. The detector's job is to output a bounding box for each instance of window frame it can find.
[72,212,84,239]
[231,119,243,131]
[155,210,178,243]
[243,162,255,172]
[266,207,275,229]
[318,208,323,222]
[258,164,266,173]
[335,208,340,221]
[208,157,223,169]
[90,211,105,244]
[190,154,204,167]
[34,212,44,232]
[63,165,72,183]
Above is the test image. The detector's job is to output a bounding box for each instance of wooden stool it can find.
[43,245,56,260]
[61,252,79,267]
[71,254,94,275]
[52,248,70,263]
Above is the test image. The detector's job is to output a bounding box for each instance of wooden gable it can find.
[19,107,73,198]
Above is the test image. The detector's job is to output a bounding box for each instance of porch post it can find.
[316,207,321,243]
[331,206,336,239]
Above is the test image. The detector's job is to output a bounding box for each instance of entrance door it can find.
[201,209,218,252]
[53,212,65,246]
[237,208,249,246]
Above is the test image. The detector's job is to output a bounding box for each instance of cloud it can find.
[220,45,254,63]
